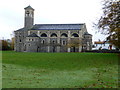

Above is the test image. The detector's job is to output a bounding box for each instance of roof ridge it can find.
[34,24,84,25]
[31,24,83,30]
[24,5,34,10]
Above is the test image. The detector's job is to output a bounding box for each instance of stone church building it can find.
[14,6,92,52]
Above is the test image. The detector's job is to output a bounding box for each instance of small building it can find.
[14,6,92,52]
[93,41,116,50]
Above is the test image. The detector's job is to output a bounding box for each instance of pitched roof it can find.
[31,24,83,30]
[15,28,25,32]
[94,41,105,44]
[27,33,39,37]
[84,32,92,35]
[24,5,34,10]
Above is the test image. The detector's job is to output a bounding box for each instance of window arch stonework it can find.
[41,33,47,37]
[51,33,57,37]
[61,33,68,38]
[71,33,79,37]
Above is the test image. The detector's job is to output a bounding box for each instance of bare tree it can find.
[67,38,82,52]
[96,0,120,49]
[67,39,82,47]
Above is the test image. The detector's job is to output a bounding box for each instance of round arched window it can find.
[61,33,68,37]
[41,33,47,37]
[51,33,57,37]
[72,33,79,37]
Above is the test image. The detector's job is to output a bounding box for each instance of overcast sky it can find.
[0,0,107,42]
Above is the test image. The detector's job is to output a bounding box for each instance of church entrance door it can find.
[73,47,75,52]
[37,47,39,52]
[24,45,26,51]
[52,46,56,52]
[71,47,76,52]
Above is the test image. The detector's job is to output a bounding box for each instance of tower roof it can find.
[24,5,34,10]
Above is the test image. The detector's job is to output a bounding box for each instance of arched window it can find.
[24,44,27,51]
[43,40,45,44]
[26,11,30,16]
[41,33,47,37]
[41,40,45,44]
[52,40,57,44]
[51,33,57,37]
[28,43,31,46]
[72,33,79,37]
[61,33,68,37]
[62,41,66,45]
[53,41,55,44]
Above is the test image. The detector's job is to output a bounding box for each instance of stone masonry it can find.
[14,5,92,52]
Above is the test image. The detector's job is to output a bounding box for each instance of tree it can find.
[0,40,2,50]
[1,40,10,50]
[96,0,120,49]
[10,37,15,50]
[1,37,15,51]
[67,39,81,47]
[67,38,82,52]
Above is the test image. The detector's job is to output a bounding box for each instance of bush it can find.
[84,50,120,53]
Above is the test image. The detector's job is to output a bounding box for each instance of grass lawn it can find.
[2,51,119,88]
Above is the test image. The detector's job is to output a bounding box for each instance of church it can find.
[14,5,92,52]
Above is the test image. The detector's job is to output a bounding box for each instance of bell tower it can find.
[24,5,34,29]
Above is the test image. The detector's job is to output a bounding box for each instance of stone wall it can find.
[14,25,92,52]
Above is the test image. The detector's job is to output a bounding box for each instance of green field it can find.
[2,51,118,88]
